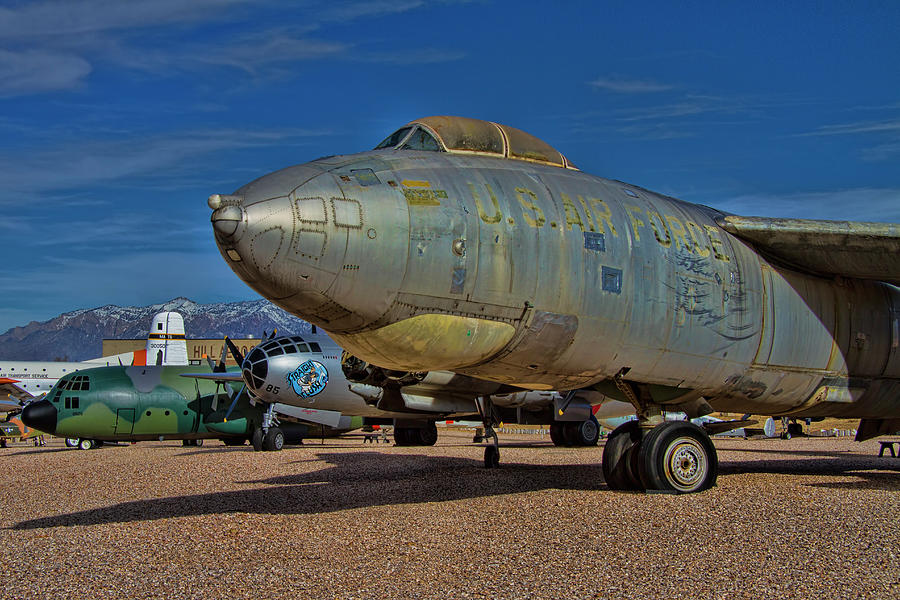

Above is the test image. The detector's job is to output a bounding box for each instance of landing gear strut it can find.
[252,403,284,452]
[476,396,500,468]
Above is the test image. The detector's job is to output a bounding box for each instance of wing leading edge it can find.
[718,216,900,285]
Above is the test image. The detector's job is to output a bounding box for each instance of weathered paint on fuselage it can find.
[213,150,900,419]
[46,366,255,441]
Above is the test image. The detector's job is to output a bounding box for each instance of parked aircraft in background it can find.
[0,312,189,403]
[1,410,45,447]
[19,350,362,451]
[187,332,621,449]
[597,413,765,439]
[210,115,900,493]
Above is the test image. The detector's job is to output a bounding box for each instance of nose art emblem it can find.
[286,360,329,398]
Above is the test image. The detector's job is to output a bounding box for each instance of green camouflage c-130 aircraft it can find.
[20,356,359,451]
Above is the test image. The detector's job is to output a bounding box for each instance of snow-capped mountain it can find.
[0,297,312,361]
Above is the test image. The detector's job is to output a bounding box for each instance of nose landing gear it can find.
[251,403,284,452]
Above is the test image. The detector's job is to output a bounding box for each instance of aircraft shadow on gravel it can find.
[12,451,899,530]
[11,451,605,530]
[719,446,866,459]
[718,458,900,492]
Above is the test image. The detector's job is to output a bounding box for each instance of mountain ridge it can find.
[0,298,311,361]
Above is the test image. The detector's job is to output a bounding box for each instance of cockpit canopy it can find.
[374,116,578,170]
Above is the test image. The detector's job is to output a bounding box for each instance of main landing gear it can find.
[550,416,601,447]
[251,403,284,452]
[393,422,438,446]
[602,372,718,494]
[602,420,717,493]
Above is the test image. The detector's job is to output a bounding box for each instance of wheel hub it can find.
[663,437,707,491]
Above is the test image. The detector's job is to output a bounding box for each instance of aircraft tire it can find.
[417,423,438,446]
[637,421,717,494]
[549,423,566,446]
[0,439,6,448]
[196,439,203,447]
[222,438,245,446]
[602,421,643,491]
[563,423,582,446]
[65,438,79,448]
[78,438,94,451]
[575,417,600,446]
[263,427,284,451]
[484,445,500,468]
[393,427,410,446]
[251,428,264,452]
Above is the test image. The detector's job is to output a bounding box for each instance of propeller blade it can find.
[225,337,244,365]
[215,341,228,372]
[223,385,245,421]
[269,328,277,340]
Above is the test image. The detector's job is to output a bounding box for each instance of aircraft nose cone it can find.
[21,400,57,434]
[211,204,244,241]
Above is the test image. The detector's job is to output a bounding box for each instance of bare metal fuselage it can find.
[212,150,900,420]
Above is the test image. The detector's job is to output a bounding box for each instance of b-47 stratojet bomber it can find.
[209,115,900,493]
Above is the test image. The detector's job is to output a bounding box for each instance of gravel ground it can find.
[1,431,898,599]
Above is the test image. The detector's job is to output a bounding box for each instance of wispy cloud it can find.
[0,248,253,332]
[799,119,900,136]
[796,118,900,161]
[0,49,92,96]
[356,48,467,65]
[0,0,246,39]
[319,0,427,21]
[0,0,465,96]
[589,76,674,93]
[713,188,900,223]
[862,140,900,161]
[613,94,775,122]
[0,127,331,197]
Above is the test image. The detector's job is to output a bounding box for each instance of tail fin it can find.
[146,312,189,365]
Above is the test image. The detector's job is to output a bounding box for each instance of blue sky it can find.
[1,1,898,333]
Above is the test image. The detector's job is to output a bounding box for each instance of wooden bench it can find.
[878,440,900,457]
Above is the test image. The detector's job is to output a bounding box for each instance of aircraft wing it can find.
[718,216,900,284]
[0,421,21,437]
[0,378,36,404]
[179,372,244,383]
[700,418,756,436]
[273,403,344,428]
[1,398,22,413]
